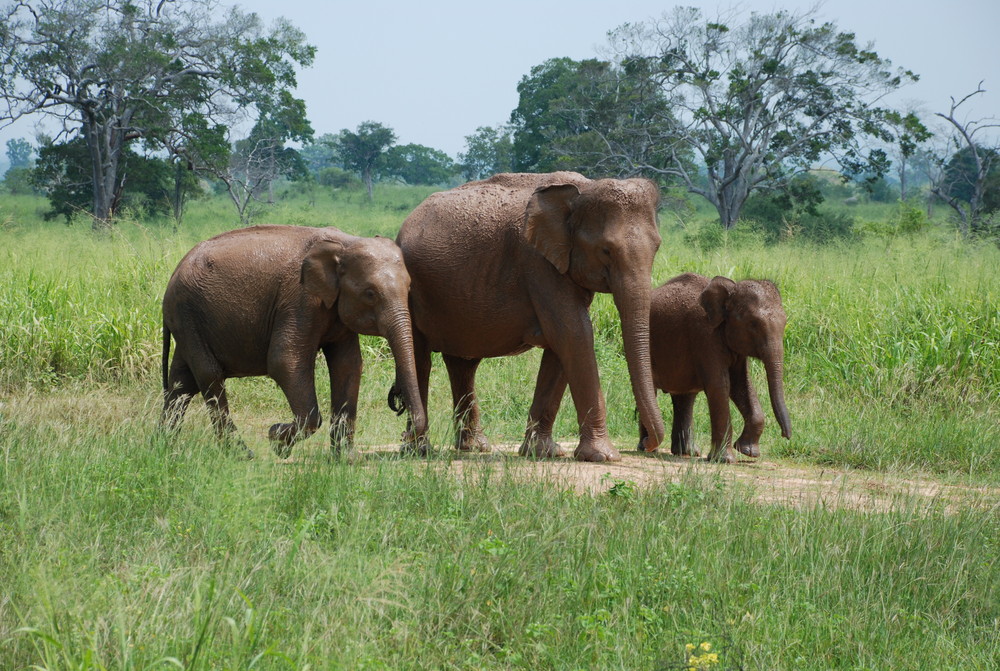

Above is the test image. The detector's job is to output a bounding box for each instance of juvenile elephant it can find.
[641,273,792,463]
[161,224,426,457]
[394,172,666,462]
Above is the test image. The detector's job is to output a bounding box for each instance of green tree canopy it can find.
[605,7,918,228]
[337,121,397,200]
[457,125,513,181]
[382,143,456,186]
[0,0,314,227]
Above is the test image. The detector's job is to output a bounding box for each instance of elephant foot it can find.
[706,447,737,464]
[400,434,431,457]
[519,433,567,459]
[574,436,621,463]
[331,446,363,464]
[669,442,701,458]
[221,434,254,460]
[456,430,491,453]
[735,439,760,458]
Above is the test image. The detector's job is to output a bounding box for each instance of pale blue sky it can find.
[2,0,998,159]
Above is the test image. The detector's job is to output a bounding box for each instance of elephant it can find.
[640,273,792,463]
[393,171,666,462]
[161,224,426,457]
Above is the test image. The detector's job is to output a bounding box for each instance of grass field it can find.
[1,185,998,669]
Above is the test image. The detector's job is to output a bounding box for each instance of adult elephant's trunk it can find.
[380,307,427,438]
[764,351,792,440]
[612,276,665,452]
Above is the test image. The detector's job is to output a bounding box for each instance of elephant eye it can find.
[365,288,377,301]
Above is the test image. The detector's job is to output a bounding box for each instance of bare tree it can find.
[929,84,1000,236]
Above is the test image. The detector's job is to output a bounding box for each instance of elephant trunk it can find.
[764,352,791,440]
[612,277,665,451]
[380,307,427,438]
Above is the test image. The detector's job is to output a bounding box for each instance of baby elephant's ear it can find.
[301,239,344,309]
[699,276,737,328]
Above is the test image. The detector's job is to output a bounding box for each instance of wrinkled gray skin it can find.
[161,225,426,457]
[641,273,792,463]
[395,172,666,462]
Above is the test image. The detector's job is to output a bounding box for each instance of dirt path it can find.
[286,443,1000,514]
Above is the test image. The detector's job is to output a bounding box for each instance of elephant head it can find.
[524,178,666,451]
[301,235,427,437]
[700,276,792,440]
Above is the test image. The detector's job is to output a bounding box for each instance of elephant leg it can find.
[730,360,764,458]
[670,393,699,457]
[161,355,198,431]
[536,310,617,463]
[442,354,490,452]
[704,379,735,463]
[268,356,322,459]
[519,348,568,458]
[324,337,361,456]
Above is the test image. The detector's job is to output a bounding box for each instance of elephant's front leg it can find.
[519,348,568,458]
[268,349,323,459]
[324,337,362,456]
[729,359,764,458]
[704,378,736,463]
[443,354,490,452]
[539,313,618,463]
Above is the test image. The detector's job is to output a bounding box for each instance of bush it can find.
[317,166,363,190]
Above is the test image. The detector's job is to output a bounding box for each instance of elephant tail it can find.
[387,382,406,416]
[161,322,171,393]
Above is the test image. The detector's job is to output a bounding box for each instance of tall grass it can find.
[1,188,998,474]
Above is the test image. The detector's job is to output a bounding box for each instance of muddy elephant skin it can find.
[161,224,426,457]
[395,171,666,463]
[643,272,792,463]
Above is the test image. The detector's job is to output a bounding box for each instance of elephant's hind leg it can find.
[670,393,699,457]
[162,356,198,430]
[519,348,568,458]
[442,354,490,452]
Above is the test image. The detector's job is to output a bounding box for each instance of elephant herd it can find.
[161,171,791,464]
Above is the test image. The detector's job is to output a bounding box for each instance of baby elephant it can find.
[161,224,426,458]
[640,273,792,463]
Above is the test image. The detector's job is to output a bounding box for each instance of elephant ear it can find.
[300,239,345,309]
[700,276,737,328]
[523,183,580,274]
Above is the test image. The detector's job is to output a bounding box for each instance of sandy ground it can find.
[281,442,1000,515]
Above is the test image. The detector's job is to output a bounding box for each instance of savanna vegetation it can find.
[1,0,999,668]
[0,182,998,669]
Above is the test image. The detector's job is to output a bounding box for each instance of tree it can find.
[509,57,686,178]
[883,109,931,201]
[5,138,32,172]
[382,143,456,185]
[929,85,1000,236]
[605,7,918,228]
[457,125,513,181]
[336,121,396,201]
[0,0,314,228]
[31,136,177,222]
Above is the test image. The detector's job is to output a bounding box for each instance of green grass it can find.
[1,405,997,669]
[1,185,999,669]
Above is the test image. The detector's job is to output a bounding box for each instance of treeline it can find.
[1,1,998,240]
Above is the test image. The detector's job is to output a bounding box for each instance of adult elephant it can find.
[642,273,792,463]
[394,172,665,462]
[162,224,425,457]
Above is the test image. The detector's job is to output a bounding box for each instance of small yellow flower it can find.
[700,642,711,651]
[686,643,696,652]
